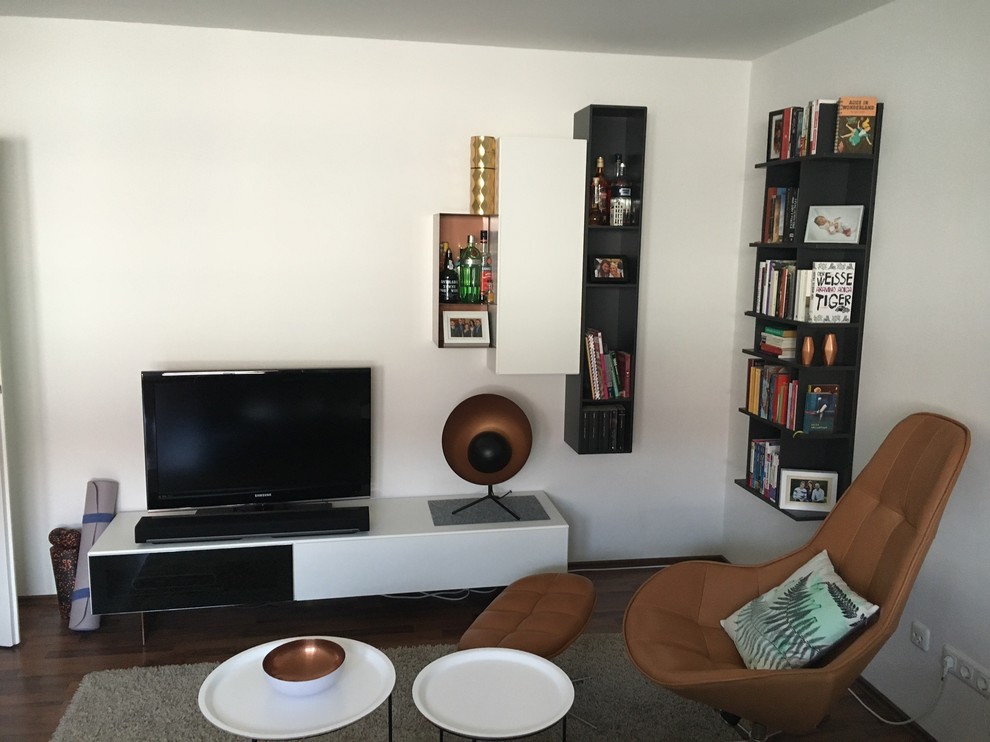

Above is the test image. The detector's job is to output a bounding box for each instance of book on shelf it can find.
[760,343,796,359]
[756,262,821,322]
[755,259,797,318]
[615,350,633,399]
[584,329,632,400]
[605,352,620,399]
[794,268,813,322]
[809,261,855,323]
[767,109,785,161]
[763,325,796,338]
[834,96,878,155]
[791,106,804,159]
[783,106,803,159]
[582,404,626,453]
[584,330,604,400]
[809,99,838,155]
[799,101,812,156]
[746,359,762,414]
[746,360,798,427]
[803,384,839,433]
[761,187,799,243]
[760,326,797,359]
[748,438,781,503]
[780,107,794,160]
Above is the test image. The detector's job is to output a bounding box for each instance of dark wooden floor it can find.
[0,566,929,741]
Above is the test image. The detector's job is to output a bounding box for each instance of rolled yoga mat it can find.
[69,479,118,631]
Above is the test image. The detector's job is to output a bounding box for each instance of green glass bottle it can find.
[458,234,482,303]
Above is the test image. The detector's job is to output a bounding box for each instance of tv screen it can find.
[142,368,371,511]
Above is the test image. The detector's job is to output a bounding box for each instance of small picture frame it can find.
[767,109,785,161]
[804,205,865,243]
[591,256,626,281]
[779,469,839,513]
[442,311,490,347]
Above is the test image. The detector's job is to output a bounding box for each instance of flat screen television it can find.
[141,367,371,511]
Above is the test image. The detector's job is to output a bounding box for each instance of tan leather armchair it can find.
[624,412,971,735]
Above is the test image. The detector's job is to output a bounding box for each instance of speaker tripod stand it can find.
[451,486,519,520]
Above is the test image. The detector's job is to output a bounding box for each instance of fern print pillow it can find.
[720,550,879,670]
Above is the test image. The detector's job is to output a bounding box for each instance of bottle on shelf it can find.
[479,229,494,304]
[458,234,482,303]
[439,242,459,303]
[588,156,610,225]
[610,154,632,226]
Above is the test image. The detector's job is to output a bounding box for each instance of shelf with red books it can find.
[738,99,882,518]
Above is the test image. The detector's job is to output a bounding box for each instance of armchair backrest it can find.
[809,413,970,630]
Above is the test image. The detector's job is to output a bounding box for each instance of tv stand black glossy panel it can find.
[134,505,370,543]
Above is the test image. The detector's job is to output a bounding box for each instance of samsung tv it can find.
[141,367,371,512]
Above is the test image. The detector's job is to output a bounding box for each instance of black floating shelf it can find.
[733,479,827,522]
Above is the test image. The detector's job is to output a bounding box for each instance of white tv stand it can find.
[88,492,568,615]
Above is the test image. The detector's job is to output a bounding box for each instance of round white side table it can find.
[199,635,395,740]
[412,647,574,740]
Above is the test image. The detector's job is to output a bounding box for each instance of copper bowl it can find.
[262,638,346,696]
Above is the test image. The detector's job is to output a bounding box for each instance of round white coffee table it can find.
[412,647,574,740]
[199,635,395,740]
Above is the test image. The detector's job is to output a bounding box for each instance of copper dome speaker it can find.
[441,393,532,519]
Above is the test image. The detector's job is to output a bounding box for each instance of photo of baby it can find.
[803,205,863,243]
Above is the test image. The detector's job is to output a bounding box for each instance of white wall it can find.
[0,18,750,596]
[727,1,990,738]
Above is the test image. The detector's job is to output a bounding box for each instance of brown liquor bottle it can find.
[588,156,610,225]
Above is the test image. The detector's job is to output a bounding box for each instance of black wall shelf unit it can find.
[738,102,883,520]
[564,105,647,454]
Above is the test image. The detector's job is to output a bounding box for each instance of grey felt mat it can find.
[428,494,550,526]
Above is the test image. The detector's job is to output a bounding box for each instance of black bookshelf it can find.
[740,102,883,520]
[564,105,647,454]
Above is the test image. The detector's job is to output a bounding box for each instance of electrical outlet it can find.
[910,620,931,651]
[943,644,990,699]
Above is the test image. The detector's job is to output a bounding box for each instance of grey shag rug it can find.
[53,633,738,741]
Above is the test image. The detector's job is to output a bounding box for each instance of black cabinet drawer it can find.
[90,545,292,614]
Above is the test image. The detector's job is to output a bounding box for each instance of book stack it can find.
[756,261,854,324]
[748,438,780,503]
[762,187,799,243]
[581,405,627,453]
[755,259,796,318]
[759,326,797,359]
[769,96,877,161]
[767,106,804,161]
[583,329,632,400]
[746,359,800,429]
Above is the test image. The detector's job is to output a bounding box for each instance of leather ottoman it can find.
[458,572,597,658]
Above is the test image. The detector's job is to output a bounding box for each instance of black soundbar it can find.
[134,506,370,544]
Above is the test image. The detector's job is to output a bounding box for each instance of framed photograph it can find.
[779,469,839,513]
[442,311,490,347]
[591,256,627,281]
[804,205,865,243]
[767,109,785,161]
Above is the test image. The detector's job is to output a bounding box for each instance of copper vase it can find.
[801,336,814,366]
[823,333,838,366]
